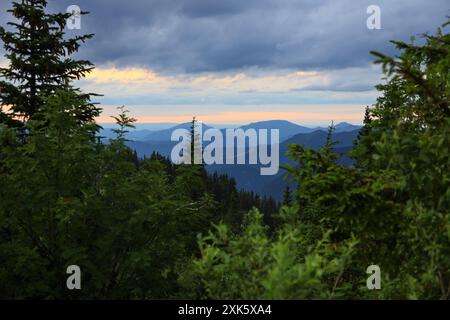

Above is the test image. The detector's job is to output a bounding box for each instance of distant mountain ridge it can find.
[142,122,213,141]
[206,129,360,200]
[314,122,362,133]
[120,120,361,201]
[239,120,315,141]
[103,120,361,144]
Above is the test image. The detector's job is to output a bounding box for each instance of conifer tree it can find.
[110,106,136,140]
[0,0,99,125]
[282,185,292,206]
[189,116,203,165]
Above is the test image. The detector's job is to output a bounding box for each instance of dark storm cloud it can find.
[1,0,449,73]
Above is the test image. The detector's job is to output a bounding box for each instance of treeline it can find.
[137,151,279,230]
[1,1,449,299]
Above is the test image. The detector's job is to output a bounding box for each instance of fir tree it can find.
[189,116,203,165]
[0,0,99,125]
[282,185,292,206]
[110,106,136,140]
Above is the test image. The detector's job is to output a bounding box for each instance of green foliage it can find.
[188,208,357,299]
[0,89,218,298]
[0,89,275,298]
[355,20,450,299]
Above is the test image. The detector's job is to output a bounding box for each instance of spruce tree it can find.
[189,116,203,165]
[282,185,292,206]
[110,105,136,140]
[0,0,99,125]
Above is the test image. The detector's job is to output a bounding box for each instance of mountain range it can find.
[100,120,361,201]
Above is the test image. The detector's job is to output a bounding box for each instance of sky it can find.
[0,0,448,125]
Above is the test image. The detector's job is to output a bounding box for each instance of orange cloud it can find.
[83,66,326,95]
[87,67,163,83]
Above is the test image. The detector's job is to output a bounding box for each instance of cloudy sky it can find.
[1,0,448,125]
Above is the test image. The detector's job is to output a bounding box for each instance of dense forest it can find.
[0,1,449,299]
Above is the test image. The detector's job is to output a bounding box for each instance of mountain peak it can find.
[334,122,362,131]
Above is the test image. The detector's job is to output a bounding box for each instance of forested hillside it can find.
[0,1,449,299]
